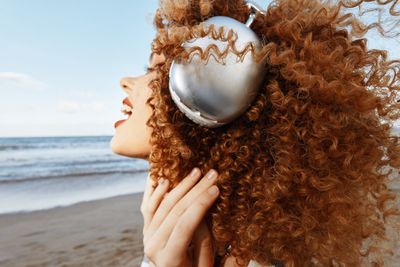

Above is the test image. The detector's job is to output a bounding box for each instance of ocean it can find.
[0,136,149,214]
[1,128,399,215]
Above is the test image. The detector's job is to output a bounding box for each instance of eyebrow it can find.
[148,52,155,66]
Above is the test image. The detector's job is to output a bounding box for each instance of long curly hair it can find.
[145,0,400,266]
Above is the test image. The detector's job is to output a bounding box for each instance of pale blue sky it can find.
[0,0,398,137]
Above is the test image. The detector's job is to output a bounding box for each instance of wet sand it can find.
[0,193,145,267]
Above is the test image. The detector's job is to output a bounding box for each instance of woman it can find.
[111,0,400,266]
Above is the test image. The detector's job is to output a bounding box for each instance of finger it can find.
[147,169,218,247]
[143,178,170,235]
[145,167,202,238]
[165,184,219,255]
[193,220,215,267]
[171,169,218,216]
[141,173,156,209]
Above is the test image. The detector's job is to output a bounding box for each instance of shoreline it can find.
[1,183,399,267]
[0,171,149,215]
[0,192,145,267]
[0,192,144,216]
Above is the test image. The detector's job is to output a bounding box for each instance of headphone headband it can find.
[245,1,267,27]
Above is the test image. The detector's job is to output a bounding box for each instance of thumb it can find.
[192,219,215,267]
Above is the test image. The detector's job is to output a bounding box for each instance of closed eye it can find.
[143,64,155,73]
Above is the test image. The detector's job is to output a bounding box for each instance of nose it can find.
[119,77,135,93]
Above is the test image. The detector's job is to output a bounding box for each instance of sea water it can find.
[0,136,149,214]
[1,128,399,214]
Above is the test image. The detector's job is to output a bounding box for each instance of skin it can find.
[109,53,164,160]
[141,168,220,267]
[110,53,245,266]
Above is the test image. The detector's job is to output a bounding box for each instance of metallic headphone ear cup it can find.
[168,16,267,128]
[169,85,225,128]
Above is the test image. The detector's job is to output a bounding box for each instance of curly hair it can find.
[145,0,400,266]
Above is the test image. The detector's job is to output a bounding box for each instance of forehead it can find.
[149,52,166,66]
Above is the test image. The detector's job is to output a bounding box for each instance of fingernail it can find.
[190,167,200,177]
[158,178,165,185]
[206,169,217,180]
[208,185,219,195]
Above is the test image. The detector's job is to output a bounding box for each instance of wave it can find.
[1,156,129,165]
[0,136,112,151]
[0,169,149,185]
[0,143,105,151]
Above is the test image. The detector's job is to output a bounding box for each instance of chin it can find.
[110,135,129,157]
[110,135,150,161]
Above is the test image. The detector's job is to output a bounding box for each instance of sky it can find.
[0,0,399,137]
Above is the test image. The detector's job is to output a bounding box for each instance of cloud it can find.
[57,100,106,113]
[0,72,48,91]
[57,100,82,113]
[91,101,105,112]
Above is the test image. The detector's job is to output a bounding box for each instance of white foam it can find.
[0,171,148,214]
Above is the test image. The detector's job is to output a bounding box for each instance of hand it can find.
[140,168,220,267]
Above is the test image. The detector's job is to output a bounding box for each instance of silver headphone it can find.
[168,1,267,128]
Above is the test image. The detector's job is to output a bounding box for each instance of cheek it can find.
[110,92,153,157]
[130,88,153,133]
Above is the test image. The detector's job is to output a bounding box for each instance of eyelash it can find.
[144,65,155,73]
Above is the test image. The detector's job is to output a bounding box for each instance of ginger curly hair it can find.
[145,0,400,266]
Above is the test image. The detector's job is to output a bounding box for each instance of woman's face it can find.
[110,52,165,160]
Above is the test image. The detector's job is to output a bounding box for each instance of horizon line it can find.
[0,134,114,139]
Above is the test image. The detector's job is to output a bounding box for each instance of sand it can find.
[0,193,145,267]
[0,179,399,267]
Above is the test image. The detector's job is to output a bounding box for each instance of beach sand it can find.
[1,184,399,267]
[0,193,145,267]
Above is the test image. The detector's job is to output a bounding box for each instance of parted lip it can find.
[123,97,133,108]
